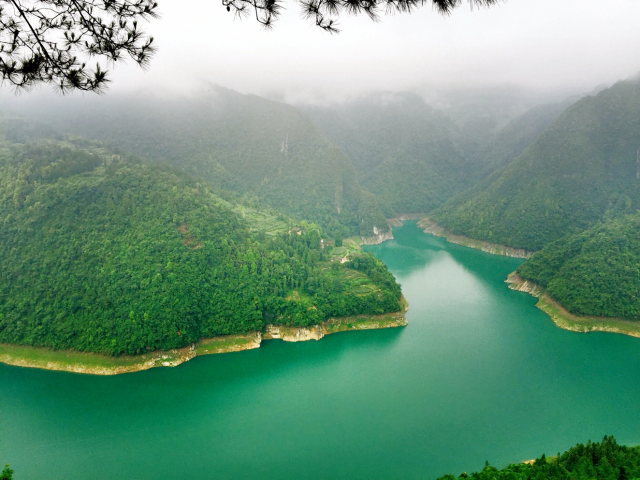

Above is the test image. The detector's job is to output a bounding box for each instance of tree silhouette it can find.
[1,0,158,92]
[0,0,498,93]
[225,0,498,32]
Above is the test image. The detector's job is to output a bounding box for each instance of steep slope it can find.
[304,91,568,215]
[432,77,640,251]
[0,139,402,356]
[470,100,570,177]
[6,87,388,238]
[420,85,575,157]
[304,92,469,214]
[516,214,640,320]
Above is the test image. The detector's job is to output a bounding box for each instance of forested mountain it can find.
[432,77,640,251]
[304,92,470,214]
[0,138,402,356]
[304,91,571,215]
[516,214,640,319]
[420,85,569,162]
[4,87,388,238]
[469,100,570,178]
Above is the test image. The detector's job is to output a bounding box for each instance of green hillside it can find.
[516,214,640,320]
[0,140,402,356]
[432,78,640,251]
[305,92,470,214]
[305,91,569,215]
[6,87,388,238]
[470,100,570,178]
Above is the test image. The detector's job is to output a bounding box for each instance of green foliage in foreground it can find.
[517,214,640,320]
[0,141,401,356]
[0,465,13,480]
[432,78,640,251]
[438,436,640,480]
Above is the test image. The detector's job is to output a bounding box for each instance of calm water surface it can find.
[2,222,639,479]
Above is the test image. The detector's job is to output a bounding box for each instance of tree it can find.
[1,0,498,93]
[0,464,13,480]
[1,0,158,92]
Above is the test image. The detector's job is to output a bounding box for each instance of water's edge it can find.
[506,273,640,338]
[0,297,408,375]
[392,217,639,339]
[417,217,533,259]
[360,214,425,245]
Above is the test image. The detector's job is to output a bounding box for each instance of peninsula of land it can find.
[391,217,640,339]
[506,274,640,338]
[417,217,532,258]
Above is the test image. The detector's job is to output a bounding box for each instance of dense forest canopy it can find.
[432,77,640,251]
[468,100,571,178]
[305,92,470,214]
[0,139,402,356]
[516,214,640,320]
[4,76,640,328]
[437,436,640,480]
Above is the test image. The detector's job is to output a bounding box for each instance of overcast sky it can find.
[11,0,640,101]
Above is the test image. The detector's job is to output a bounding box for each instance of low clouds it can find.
[6,0,640,100]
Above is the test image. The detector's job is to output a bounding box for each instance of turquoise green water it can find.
[2,222,639,479]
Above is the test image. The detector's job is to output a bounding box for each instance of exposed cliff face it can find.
[263,325,324,342]
[0,306,409,375]
[361,225,394,245]
[505,273,544,296]
[418,217,532,258]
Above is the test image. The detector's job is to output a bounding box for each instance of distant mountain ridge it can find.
[432,77,640,251]
[304,90,571,216]
[8,79,639,332]
[304,92,471,214]
[5,86,388,239]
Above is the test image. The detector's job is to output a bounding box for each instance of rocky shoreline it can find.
[0,299,409,375]
[360,214,426,245]
[417,217,532,259]
[506,273,640,338]
[360,225,395,245]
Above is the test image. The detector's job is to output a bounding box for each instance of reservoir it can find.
[2,221,639,479]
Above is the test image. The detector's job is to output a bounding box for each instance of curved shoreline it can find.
[388,217,639,339]
[416,217,533,259]
[506,273,640,338]
[0,298,408,375]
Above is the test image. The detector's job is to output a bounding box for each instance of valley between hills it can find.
[2,77,640,373]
